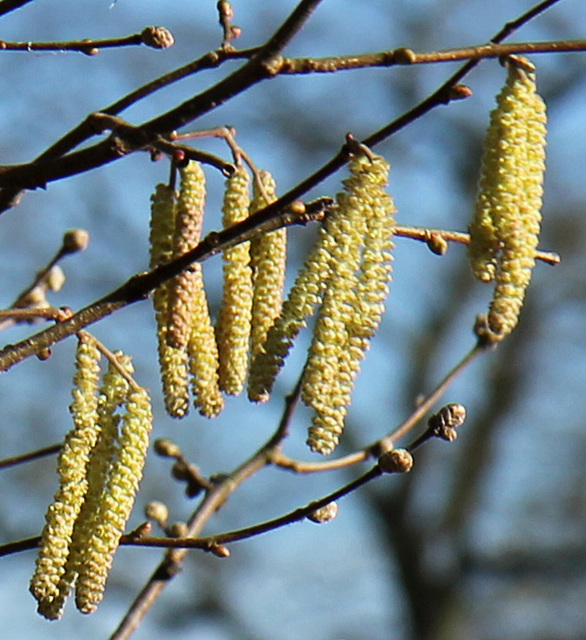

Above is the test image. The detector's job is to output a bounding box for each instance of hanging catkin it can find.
[149,183,190,418]
[30,336,101,618]
[247,206,336,403]
[304,154,396,454]
[74,388,153,613]
[469,58,547,340]
[248,171,287,363]
[216,165,254,395]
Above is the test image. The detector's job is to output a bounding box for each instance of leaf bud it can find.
[378,448,414,474]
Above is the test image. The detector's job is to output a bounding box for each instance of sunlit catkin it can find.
[149,182,190,418]
[216,164,253,395]
[166,161,207,350]
[40,354,134,620]
[247,213,335,403]
[75,388,153,614]
[470,59,547,339]
[30,336,101,617]
[249,171,287,363]
[305,154,396,454]
[188,274,225,416]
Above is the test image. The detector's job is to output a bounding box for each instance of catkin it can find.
[158,162,224,416]
[149,182,190,418]
[75,388,153,613]
[470,59,547,340]
[249,171,287,362]
[216,165,253,395]
[166,162,207,350]
[247,213,336,403]
[305,154,396,454]
[30,336,101,617]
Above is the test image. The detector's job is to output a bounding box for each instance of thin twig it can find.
[278,39,586,74]
[0,2,566,209]
[0,194,332,374]
[0,32,154,54]
[0,0,34,18]
[126,466,382,551]
[272,342,485,473]
[0,443,61,470]
[393,224,561,265]
[109,375,304,640]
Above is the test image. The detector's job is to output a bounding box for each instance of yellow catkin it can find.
[188,274,225,417]
[75,388,153,614]
[30,337,101,618]
[149,182,190,418]
[247,215,336,403]
[166,162,207,350]
[471,60,547,339]
[305,154,396,454]
[249,171,288,364]
[216,165,254,395]
[41,354,134,621]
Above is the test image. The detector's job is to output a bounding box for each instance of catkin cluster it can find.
[30,338,153,619]
[469,58,547,340]
[149,154,394,453]
[249,152,396,454]
[150,162,223,418]
[150,162,288,414]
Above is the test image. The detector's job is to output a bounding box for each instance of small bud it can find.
[394,47,416,64]
[141,26,175,49]
[145,501,169,527]
[168,522,188,538]
[287,200,306,215]
[435,426,458,442]
[428,403,467,430]
[62,229,90,255]
[46,266,66,292]
[218,1,233,19]
[208,543,230,558]
[171,459,190,481]
[307,501,339,524]
[449,84,473,101]
[427,232,449,256]
[36,347,52,361]
[378,449,413,474]
[154,438,182,459]
[127,521,153,541]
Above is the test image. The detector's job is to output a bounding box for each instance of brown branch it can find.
[126,466,382,552]
[0,0,34,17]
[109,374,304,640]
[0,0,322,210]
[393,224,561,266]
[0,0,564,211]
[0,198,330,374]
[0,443,61,470]
[0,27,174,55]
[278,39,586,74]
[271,342,485,473]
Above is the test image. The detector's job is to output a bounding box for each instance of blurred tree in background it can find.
[0,1,585,639]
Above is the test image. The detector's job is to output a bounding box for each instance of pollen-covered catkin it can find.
[188,276,225,416]
[40,353,134,621]
[149,182,190,418]
[249,171,287,362]
[166,162,207,350]
[247,213,335,403]
[305,154,396,454]
[75,388,153,614]
[30,336,101,617]
[470,59,547,339]
[216,165,253,395]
